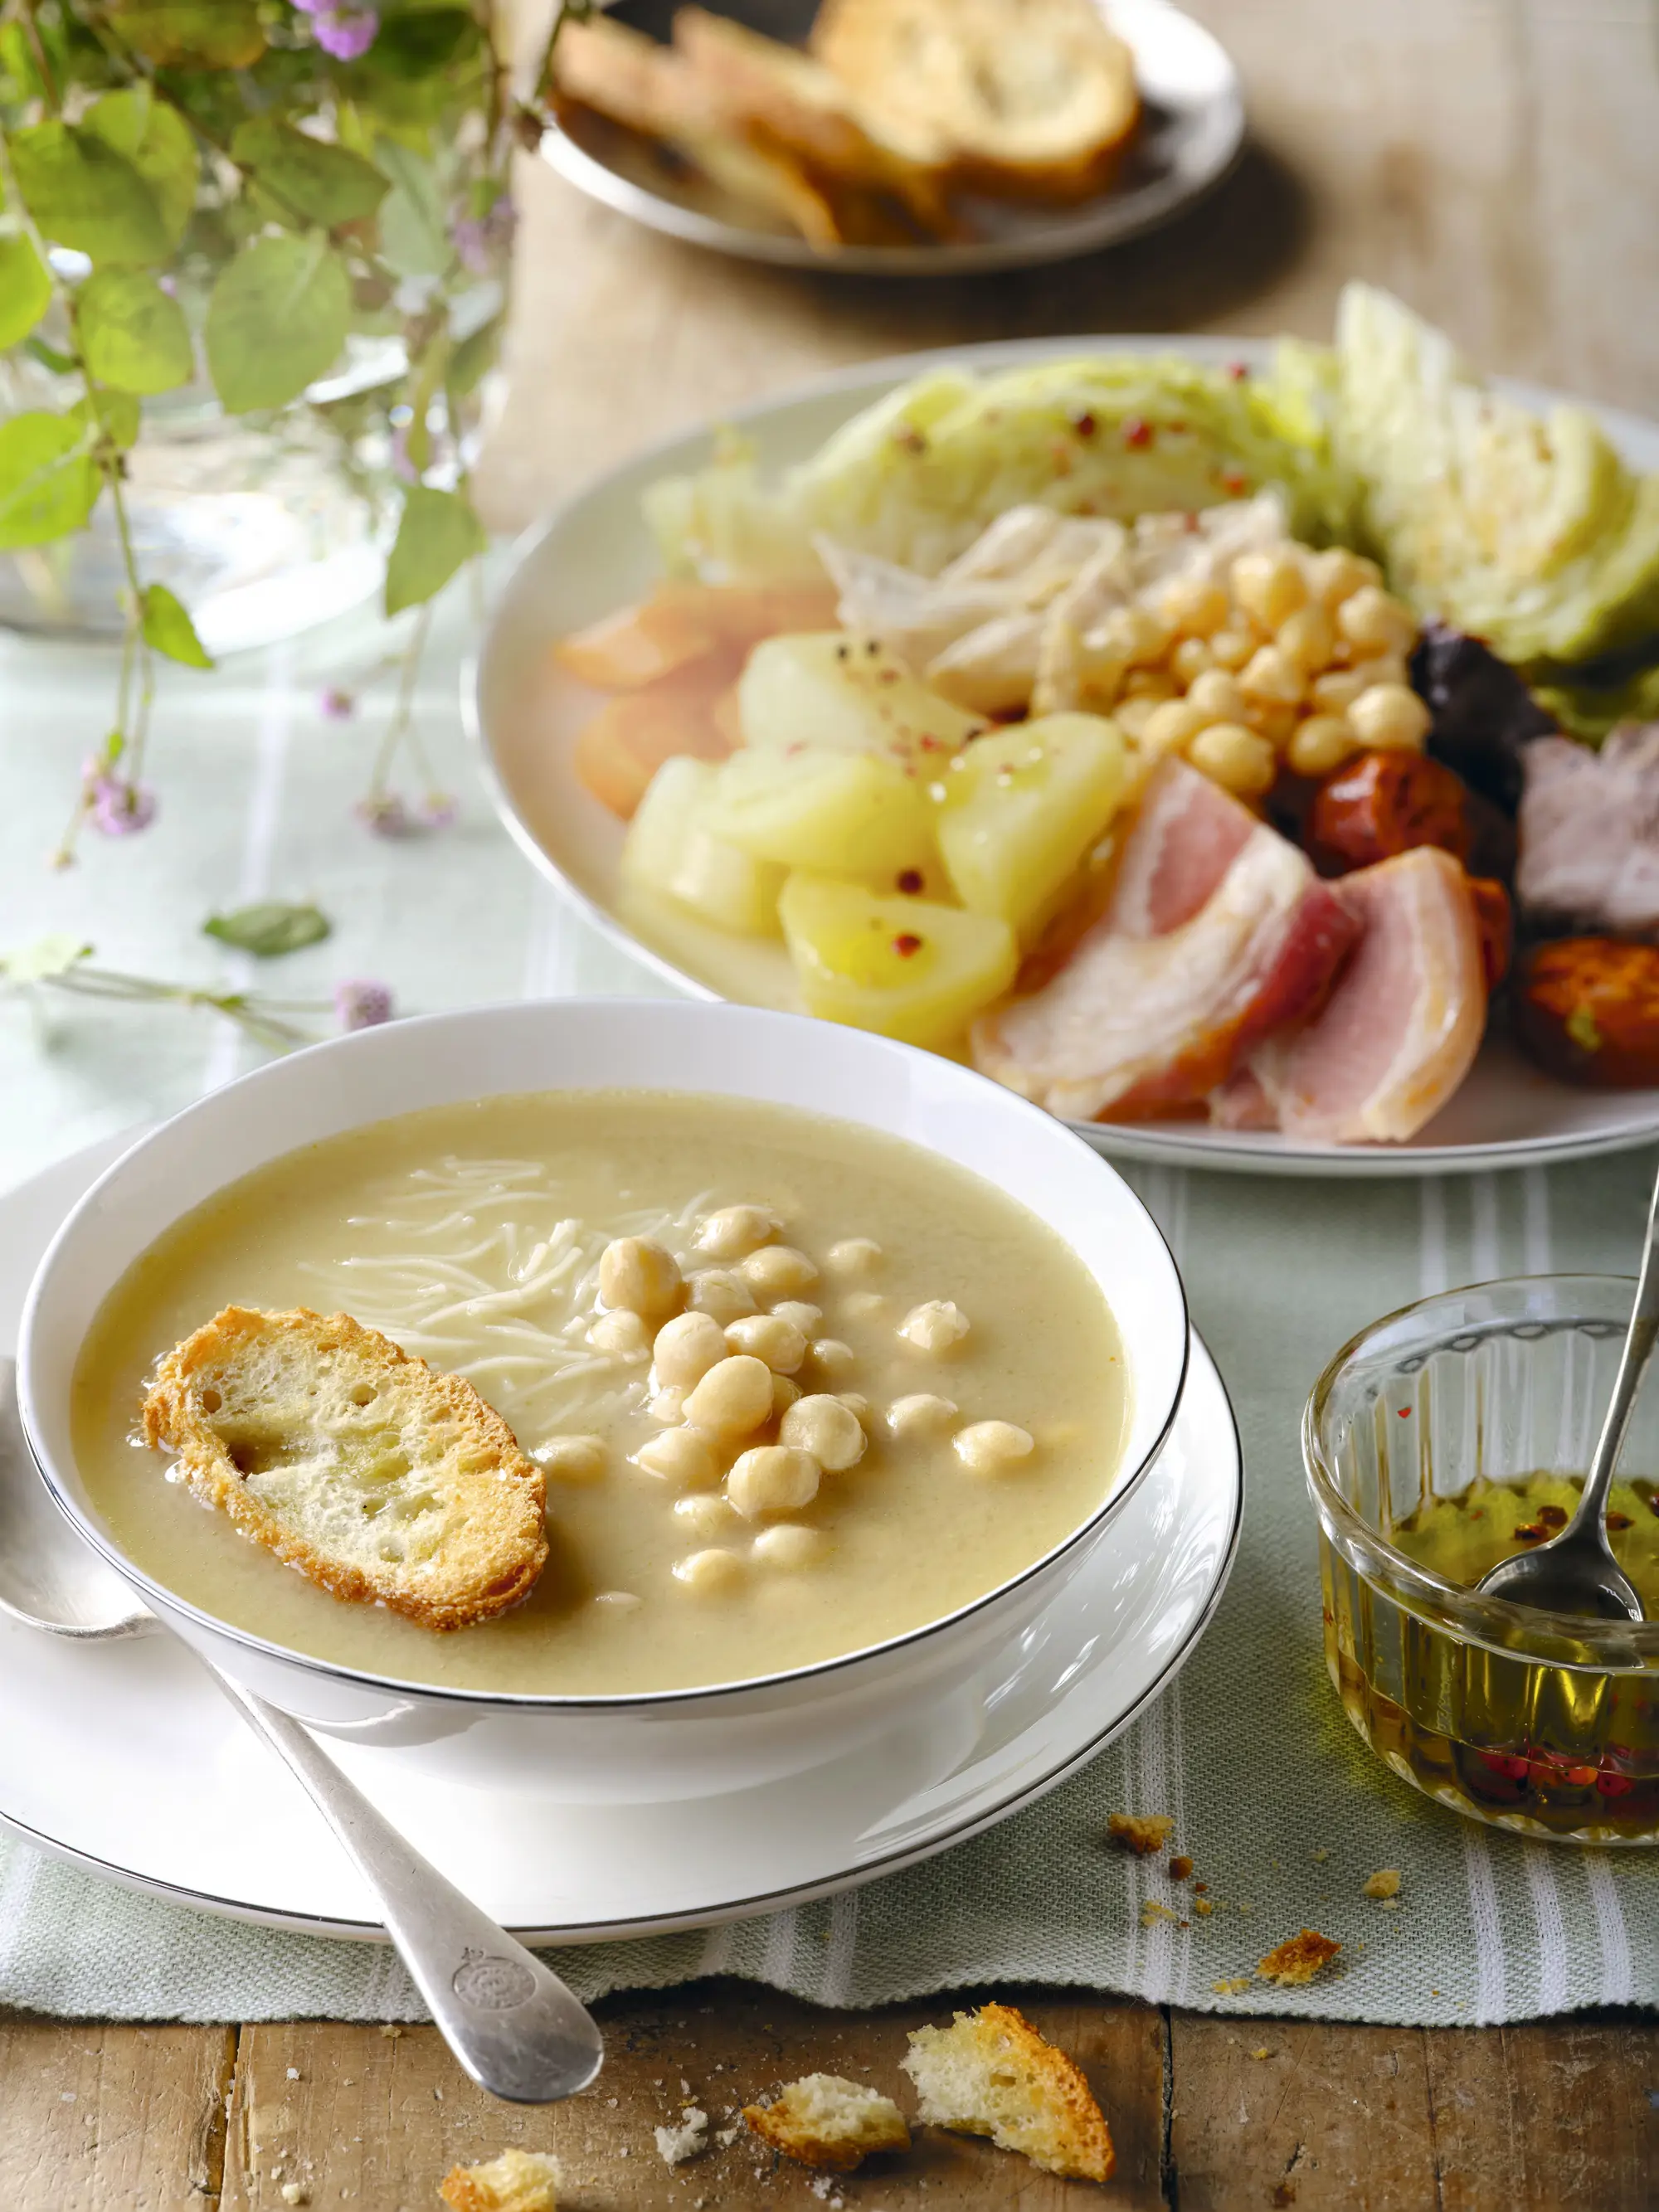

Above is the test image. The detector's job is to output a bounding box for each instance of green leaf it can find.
[8,120,171,266]
[374,138,449,277]
[231,118,390,231]
[0,234,51,351]
[202,901,330,958]
[141,582,213,668]
[0,411,98,549]
[24,335,77,377]
[83,91,199,253]
[384,484,486,616]
[448,313,501,400]
[371,9,478,77]
[204,233,351,413]
[2,935,93,984]
[74,387,143,450]
[108,1,265,69]
[76,269,193,394]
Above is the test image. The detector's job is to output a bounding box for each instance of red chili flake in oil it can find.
[1397,1406,1410,1417]
[1607,1511,1633,1531]
[892,933,923,958]
[1073,411,1097,437]
[1515,1521,1547,1544]
[1536,1505,1568,1529]
[896,869,924,894]
[1122,416,1154,449]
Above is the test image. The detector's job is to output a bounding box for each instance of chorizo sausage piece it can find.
[1514,938,1659,1087]
[1306,750,1472,877]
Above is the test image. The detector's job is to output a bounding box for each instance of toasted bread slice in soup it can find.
[902,2002,1115,2183]
[143,1307,548,1631]
[813,0,1141,201]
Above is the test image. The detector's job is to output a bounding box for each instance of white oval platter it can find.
[469,333,1659,1177]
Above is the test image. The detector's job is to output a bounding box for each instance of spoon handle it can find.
[1574,1164,1659,1539]
[207,1664,604,2104]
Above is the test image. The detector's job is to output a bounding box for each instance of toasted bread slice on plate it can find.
[672,6,960,236]
[143,1305,548,1631]
[553,14,846,249]
[902,2001,1115,2182]
[814,0,1141,202]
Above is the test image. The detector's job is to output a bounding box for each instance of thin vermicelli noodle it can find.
[295,1156,704,1441]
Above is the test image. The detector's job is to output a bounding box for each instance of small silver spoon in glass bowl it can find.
[0,1358,604,2103]
[1476,1168,1657,1625]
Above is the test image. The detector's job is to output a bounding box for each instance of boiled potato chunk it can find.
[739,633,982,766]
[932,712,1128,944]
[779,876,1017,1048]
[701,744,937,879]
[621,757,786,936]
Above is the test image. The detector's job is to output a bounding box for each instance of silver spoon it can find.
[1475,1171,1657,1625]
[0,1358,604,2103]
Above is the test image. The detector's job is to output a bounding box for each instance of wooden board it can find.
[2,1986,1655,2210]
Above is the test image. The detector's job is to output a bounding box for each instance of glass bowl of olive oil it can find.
[1304,1276,1659,1843]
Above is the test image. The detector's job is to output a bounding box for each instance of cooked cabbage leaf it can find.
[1334,283,1659,665]
[646,354,1348,584]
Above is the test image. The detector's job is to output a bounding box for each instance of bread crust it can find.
[742,2073,911,2171]
[1258,1930,1342,1987]
[902,2001,1115,2183]
[143,1306,548,1633]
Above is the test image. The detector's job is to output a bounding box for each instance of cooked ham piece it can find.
[1517,723,1659,938]
[971,761,1356,1120]
[1244,846,1487,1144]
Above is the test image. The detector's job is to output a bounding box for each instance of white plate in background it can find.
[538,0,1244,276]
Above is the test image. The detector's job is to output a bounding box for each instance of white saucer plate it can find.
[538,0,1243,278]
[0,1135,1239,1942]
[470,334,1659,1179]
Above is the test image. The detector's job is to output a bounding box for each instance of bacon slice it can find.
[1247,846,1487,1143]
[972,761,1355,1120]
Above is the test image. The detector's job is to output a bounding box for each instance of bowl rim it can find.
[18,997,1190,1710]
[1302,1270,1659,1669]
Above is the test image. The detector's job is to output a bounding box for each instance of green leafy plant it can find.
[0,0,592,858]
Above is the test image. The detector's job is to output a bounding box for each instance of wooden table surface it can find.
[8,3,1659,2206]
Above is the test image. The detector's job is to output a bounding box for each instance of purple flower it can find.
[86,770,157,837]
[309,7,378,61]
[451,197,517,278]
[417,791,458,829]
[335,979,394,1032]
[319,686,357,721]
[356,793,412,837]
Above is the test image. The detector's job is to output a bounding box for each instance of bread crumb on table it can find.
[654,2106,711,2167]
[1211,1977,1253,1996]
[1364,1868,1402,1900]
[1194,1897,1214,1917]
[1258,1931,1342,1987]
[438,2149,562,2212]
[1107,1812,1174,1856]
[1141,1898,1181,1928]
[1169,1855,1194,1881]
[743,2073,909,2171]
[902,2002,1114,2184]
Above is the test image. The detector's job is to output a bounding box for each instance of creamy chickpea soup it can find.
[71,1091,1128,1694]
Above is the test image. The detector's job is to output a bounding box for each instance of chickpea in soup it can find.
[71,1092,1129,1694]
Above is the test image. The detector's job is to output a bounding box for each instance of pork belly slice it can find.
[972,761,1355,1121]
[1248,846,1487,1144]
[1517,723,1659,939]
